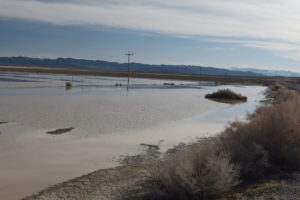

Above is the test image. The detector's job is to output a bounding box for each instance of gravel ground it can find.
[22,164,151,200]
[21,161,300,200]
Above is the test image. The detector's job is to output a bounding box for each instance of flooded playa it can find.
[0,73,266,200]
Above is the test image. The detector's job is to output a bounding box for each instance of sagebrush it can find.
[148,86,300,199]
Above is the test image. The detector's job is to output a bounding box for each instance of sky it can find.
[1,0,300,72]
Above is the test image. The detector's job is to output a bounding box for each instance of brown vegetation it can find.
[205,89,247,101]
[115,83,123,87]
[151,142,239,199]
[220,87,300,176]
[65,82,72,87]
[163,83,175,86]
[265,83,299,104]
[146,86,300,200]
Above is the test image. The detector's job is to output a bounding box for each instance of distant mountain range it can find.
[231,67,300,77]
[0,56,299,77]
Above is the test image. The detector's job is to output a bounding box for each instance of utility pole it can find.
[125,51,134,83]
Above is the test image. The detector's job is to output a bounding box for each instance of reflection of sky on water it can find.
[0,72,267,200]
[0,73,199,87]
[0,72,206,96]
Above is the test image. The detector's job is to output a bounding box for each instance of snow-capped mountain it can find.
[231,67,300,77]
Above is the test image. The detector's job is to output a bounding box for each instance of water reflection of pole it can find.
[199,66,202,81]
[126,81,129,97]
[125,51,134,84]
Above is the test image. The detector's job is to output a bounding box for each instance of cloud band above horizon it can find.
[1,0,300,61]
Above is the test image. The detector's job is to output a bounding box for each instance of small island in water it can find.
[205,89,247,103]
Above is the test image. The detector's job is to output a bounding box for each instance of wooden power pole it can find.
[125,51,134,83]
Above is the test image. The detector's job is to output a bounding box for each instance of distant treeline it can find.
[0,56,263,77]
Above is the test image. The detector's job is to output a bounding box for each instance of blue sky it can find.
[1,0,300,72]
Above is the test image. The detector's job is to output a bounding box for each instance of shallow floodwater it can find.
[0,73,266,200]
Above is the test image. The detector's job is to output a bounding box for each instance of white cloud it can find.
[207,38,300,61]
[1,0,300,61]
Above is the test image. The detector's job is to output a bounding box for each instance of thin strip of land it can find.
[0,66,292,86]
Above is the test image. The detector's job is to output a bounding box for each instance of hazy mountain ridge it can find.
[0,56,264,77]
[231,67,300,77]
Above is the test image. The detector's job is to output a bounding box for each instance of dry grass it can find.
[65,83,72,91]
[163,83,175,86]
[65,82,72,87]
[115,83,123,87]
[265,83,299,104]
[222,180,283,200]
[205,89,247,101]
[146,85,300,200]
[219,87,300,180]
[151,142,239,200]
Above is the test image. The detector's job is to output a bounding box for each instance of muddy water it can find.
[0,73,266,200]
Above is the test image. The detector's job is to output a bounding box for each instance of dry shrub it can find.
[266,84,298,104]
[205,89,247,101]
[151,142,239,200]
[218,123,269,180]
[65,82,72,87]
[147,86,300,199]
[219,87,300,180]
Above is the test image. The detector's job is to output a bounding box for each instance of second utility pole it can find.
[125,51,134,84]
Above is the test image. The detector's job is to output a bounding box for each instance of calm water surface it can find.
[0,73,266,200]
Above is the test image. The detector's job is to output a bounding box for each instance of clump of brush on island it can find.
[205,89,247,102]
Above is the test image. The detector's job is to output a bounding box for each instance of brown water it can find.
[0,73,266,199]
